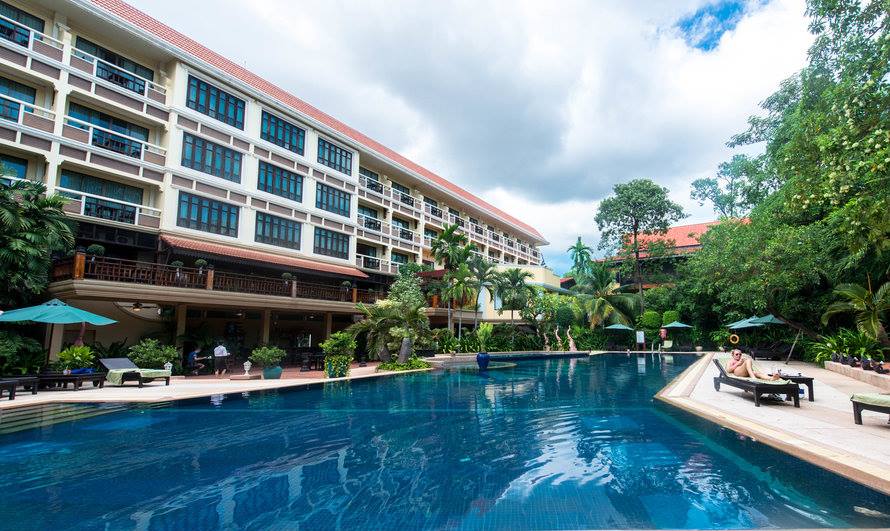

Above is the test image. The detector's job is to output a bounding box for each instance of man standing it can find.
[213,343,230,376]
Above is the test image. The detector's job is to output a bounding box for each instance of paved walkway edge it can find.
[656,353,890,496]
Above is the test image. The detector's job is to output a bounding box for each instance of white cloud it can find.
[128,0,813,274]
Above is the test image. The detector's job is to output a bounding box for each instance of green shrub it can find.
[321,332,355,378]
[570,325,608,350]
[458,334,479,353]
[324,355,352,378]
[128,339,178,369]
[58,345,95,369]
[476,323,494,352]
[377,356,431,371]
[662,310,680,326]
[0,330,45,374]
[432,328,458,354]
[637,310,661,333]
[249,345,286,367]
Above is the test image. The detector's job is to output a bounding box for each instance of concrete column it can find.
[46,323,64,361]
[261,309,271,344]
[324,312,333,339]
[175,304,187,348]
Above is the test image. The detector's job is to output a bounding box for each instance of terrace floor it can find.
[658,352,890,496]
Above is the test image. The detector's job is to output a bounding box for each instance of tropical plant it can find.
[85,244,105,257]
[430,223,474,330]
[378,356,431,371]
[594,178,685,301]
[637,310,662,337]
[92,339,129,359]
[690,154,777,218]
[0,330,44,375]
[571,262,639,328]
[662,310,680,326]
[128,339,178,369]
[566,237,593,276]
[0,179,74,307]
[58,345,95,370]
[249,345,286,367]
[821,280,890,346]
[432,328,458,354]
[321,332,355,377]
[444,263,475,340]
[476,322,494,352]
[495,268,535,336]
[468,255,498,329]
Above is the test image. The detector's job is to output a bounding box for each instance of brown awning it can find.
[160,235,368,278]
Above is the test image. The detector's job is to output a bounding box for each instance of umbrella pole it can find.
[784,330,801,365]
[74,321,86,346]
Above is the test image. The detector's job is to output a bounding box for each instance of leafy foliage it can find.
[320,332,356,358]
[0,330,44,375]
[58,345,95,370]
[249,345,286,367]
[571,262,639,328]
[691,154,778,217]
[324,354,352,378]
[377,356,431,371]
[662,310,680,326]
[0,180,74,307]
[636,310,662,338]
[128,339,178,369]
[821,280,890,345]
[476,322,494,352]
[92,339,129,359]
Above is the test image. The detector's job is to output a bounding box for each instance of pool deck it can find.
[657,352,890,496]
[0,364,431,409]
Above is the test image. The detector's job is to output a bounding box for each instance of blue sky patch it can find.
[677,1,755,51]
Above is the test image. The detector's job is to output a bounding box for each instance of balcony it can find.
[355,254,400,275]
[0,93,54,134]
[58,186,161,229]
[357,214,421,249]
[60,116,166,182]
[358,175,420,219]
[0,14,64,66]
[52,254,385,304]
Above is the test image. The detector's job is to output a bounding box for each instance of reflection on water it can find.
[1,353,888,530]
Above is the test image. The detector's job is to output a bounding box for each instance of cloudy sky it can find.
[129,0,813,273]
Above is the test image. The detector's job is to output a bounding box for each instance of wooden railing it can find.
[54,253,385,304]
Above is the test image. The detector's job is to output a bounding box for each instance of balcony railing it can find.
[70,48,166,99]
[0,14,64,53]
[53,254,385,304]
[357,214,418,244]
[56,186,161,228]
[357,214,382,232]
[63,116,166,164]
[355,254,400,275]
[0,93,54,130]
[360,175,385,194]
[393,189,415,207]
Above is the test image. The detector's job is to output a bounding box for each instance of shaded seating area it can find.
[99,358,171,387]
[712,357,800,407]
[851,393,890,425]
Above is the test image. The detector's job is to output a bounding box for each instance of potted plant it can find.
[320,331,355,378]
[194,258,208,274]
[250,345,286,379]
[58,345,95,374]
[85,244,105,263]
[340,280,353,301]
[128,339,178,370]
[475,322,494,370]
[281,272,294,286]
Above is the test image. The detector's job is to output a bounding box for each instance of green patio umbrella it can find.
[727,316,762,330]
[604,323,634,331]
[663,321,692,329]
[749,314,785,326]
[0,299,116,325]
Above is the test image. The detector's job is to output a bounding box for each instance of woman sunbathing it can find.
[726,349,780,380]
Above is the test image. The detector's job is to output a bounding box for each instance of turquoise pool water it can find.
[1,354,889,530]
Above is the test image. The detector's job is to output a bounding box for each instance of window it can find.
[315,182,351,217]
[423,197,438,207]
[186,75,245,129]
[424,228,439,239]
[313,227,349,259]
[74,37,153,95]
[357,205,378,219]
[391,252,409,265]
[182,133,242,182]
[0,76,35,122]
[391,217,409,230]
[177,191,239,237]
[359,167,378,181]
[317,138,352,174]
[68,102,149,158]
[0,152,27,185]
[257,161,302,202]
[255,212,301,250]
[359,166,383,193]
[356,243,377,257]
[0,1,44,48]
[391,182,409,196]
[260,111,305,154]
[60,169,144,224]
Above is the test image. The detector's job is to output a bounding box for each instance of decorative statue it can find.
[566,327,578,352]
[554,326,562,351]
[543,331,551,352]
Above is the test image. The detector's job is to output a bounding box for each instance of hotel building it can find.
[0,0,547,355]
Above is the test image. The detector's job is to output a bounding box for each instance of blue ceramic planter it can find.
[476,352,490,370]
[263,366,283,379]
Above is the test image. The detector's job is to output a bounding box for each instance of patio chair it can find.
[659,339,673,352]
[712,355,800,407]
[851,393,890,425]
[99,358,171,387]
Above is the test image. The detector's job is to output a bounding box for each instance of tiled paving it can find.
[659,352,890,495]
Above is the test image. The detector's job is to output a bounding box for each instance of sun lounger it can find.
[99,358,171,387]
[851,393,890,425]
[38,372,106,391]
[712,357,800,407]
[0,380,16,400]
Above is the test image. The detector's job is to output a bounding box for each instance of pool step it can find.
[0,402,169,435]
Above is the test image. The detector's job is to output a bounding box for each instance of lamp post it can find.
[163,361,173,372]
[243,360,252,375]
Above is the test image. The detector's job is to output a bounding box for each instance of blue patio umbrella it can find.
[662,321,692,329]
[0,299,116,325]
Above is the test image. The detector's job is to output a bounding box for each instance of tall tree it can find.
[429,223,471,331]
[468,255,498,330]
[572,262,640,328]
[444,263,475,340]
[0,180,74,308]
[594,179,685,303]
[495,268,535,341]
[690,154,778,217]
[566,237,593,276]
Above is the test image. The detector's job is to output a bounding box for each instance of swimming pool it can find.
[2,353,888,530]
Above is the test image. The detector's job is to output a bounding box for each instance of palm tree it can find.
[495,268,535,339]
[469,255,498,329]
[571,262,640,328]
[444,263,475,340]
[348,301,403,361]
[822,278,890,346]
[429,223,471,331]
[0,179,73,307]
[566,237,592,276]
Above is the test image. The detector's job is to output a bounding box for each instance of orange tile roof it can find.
[90,0,545,243]
[635,221,722,249]
[160,235,368,278]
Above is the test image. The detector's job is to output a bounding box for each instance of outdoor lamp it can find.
[163,361,173,372]
[243,360,252,375]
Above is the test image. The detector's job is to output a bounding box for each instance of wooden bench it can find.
[713,358,800,407]
[38,372,106,391]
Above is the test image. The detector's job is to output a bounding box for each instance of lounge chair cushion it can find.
[851,393,890,407]
[714,356,791,385]
[105,368,171,386]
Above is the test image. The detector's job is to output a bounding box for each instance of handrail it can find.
[0,93,54,122]
[64,115,166,160]
[71,47,166,96]
[0,14,64,50]
[55,186,160,215]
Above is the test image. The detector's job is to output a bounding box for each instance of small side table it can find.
[776,373,815,401]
